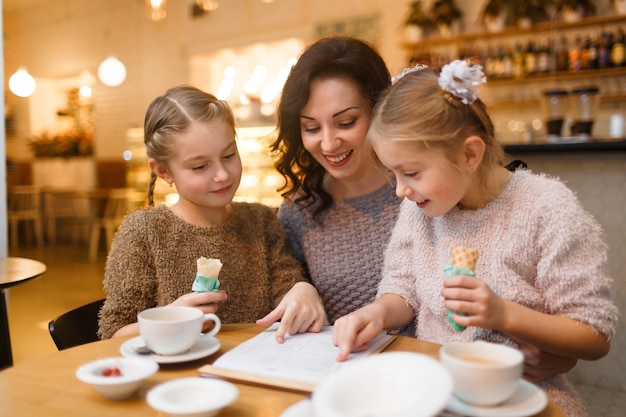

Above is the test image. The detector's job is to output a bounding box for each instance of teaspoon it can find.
[133,345,154,355]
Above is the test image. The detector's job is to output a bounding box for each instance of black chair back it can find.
[48,299,105,350]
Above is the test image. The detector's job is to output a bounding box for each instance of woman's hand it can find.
[510,336,578,382]
[256,282,326,343]
[441,275,506,330]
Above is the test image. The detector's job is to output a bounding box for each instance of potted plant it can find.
[29,129,94,159]
[505,0,551,28]
[554,0,595,22]
[430,0,462,38]
[480,0,507,32]
[614,0,626,15]
[402,1,433,43]
[29,129,96,189]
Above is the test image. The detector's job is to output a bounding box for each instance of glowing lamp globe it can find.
[9,68,36,97]
[98,56,127,87]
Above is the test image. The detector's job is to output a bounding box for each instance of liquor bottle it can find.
[493,44,505,78]
[546,38,557,73]
[569,35,582,72]
[556,36,569,72]
[484,44,495,77]
[581,36,591,70]
[536,39,549,74]
[513,42,525,78]
[525,41,536,75]
[587,32,598,70]
[598,31,610,68]
[611,27,625,67]
[502,44,513,77]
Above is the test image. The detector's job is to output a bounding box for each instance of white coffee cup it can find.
[138,306,221,356]
[439,341,523,406]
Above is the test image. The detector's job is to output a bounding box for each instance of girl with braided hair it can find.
[98,85,325,343]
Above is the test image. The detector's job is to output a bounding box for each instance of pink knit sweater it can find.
[379,170,618,417]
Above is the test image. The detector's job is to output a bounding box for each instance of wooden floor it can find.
[4,243,625,416]
[6,242,106,364]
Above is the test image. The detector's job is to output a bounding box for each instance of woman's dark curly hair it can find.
[270,36,391,217]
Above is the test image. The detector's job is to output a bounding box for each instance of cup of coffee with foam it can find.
[439,341,523,405]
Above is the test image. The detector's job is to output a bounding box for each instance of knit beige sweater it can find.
[98,203,306,339]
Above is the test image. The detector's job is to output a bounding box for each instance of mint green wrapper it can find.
[443,264,475,332]
[192,274,220,292]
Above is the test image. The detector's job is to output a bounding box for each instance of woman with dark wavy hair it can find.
[266,36,401,326]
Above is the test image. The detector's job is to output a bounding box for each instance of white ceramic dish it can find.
[146,377,238,417]
[120,335,220,364]
[75,356,159,400]
[446,380,547,417]
[312,351,453,417]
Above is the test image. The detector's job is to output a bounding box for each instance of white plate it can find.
[120,335,220,364]
[446,380,547,417]
[311,352,452,417]
[280,400,314,417]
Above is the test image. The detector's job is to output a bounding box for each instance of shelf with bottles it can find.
[481,67,626,86]
[503,138,626,153]
[408,29,626,81]
[405,11,626,84]
[485,91,626,109]
[235,125,284,207]
[402,14,626,49]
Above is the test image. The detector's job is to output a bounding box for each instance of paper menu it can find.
[198,323,395,393]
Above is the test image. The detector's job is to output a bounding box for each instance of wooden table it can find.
[0,323,565,417]
[0,257,47,370]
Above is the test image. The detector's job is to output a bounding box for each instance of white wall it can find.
[3,0,414,162]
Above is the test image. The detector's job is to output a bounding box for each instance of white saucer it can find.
[446,380,547,417]
[280,400,315,417]
[120,335,221,364]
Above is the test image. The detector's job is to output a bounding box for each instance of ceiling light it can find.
[8,68,36,97]
[197,0,219,11]
[97,56,127,87]
[148,0,167,21]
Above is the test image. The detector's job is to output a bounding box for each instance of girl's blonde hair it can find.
[367,65,504,199]
[143,85,235,206]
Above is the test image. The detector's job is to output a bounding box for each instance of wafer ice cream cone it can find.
[444,244,479,332]
[192,257,222,292]
[450,244,479,272]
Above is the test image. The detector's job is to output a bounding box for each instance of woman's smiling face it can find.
[299,76,373,182]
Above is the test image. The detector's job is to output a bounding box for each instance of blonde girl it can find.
[333,62,617,417]
[99,85,324,343]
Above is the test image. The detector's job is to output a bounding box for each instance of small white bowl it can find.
[146,377,239,417]
[312,352,453,417]
[75,356,159,400]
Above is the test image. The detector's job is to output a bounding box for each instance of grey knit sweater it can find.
[98,203,306,340]
[279,183,401,324]
[379,169,618,417]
